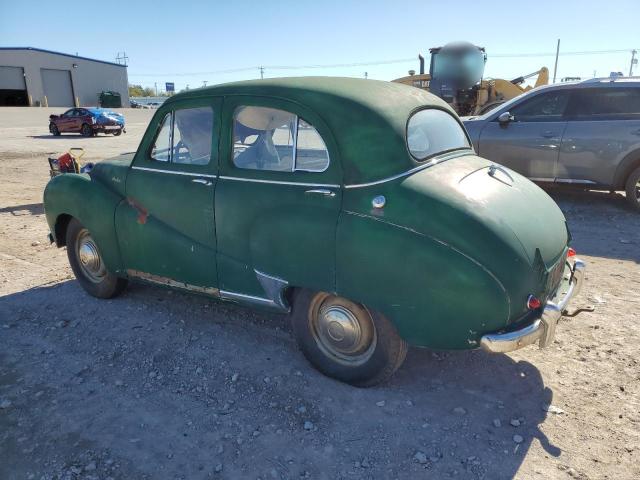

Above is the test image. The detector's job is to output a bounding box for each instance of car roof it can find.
[166,77,457,184]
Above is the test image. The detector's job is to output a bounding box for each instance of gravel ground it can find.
[1,107,639,479]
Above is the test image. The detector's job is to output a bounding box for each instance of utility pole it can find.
[552,39,560,83]
[203,80,208,87]
[259,66,264,79]
[186,84,189,90]
[630,49,638,77]
[364,72,368,79]
[154,82,157,96]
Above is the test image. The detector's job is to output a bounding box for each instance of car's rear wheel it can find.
[112,129,122,136]
[625,166,640,212]
[80,123,93,137]
[49,123,60,136]
[291,289,408,387]
[66,218,127,298]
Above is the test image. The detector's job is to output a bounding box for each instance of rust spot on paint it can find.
[127,197,149,224]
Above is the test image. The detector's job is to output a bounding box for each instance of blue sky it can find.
[2,0,638,92]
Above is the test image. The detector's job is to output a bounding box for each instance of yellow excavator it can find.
[393,42,549,116]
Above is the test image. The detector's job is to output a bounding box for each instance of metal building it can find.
[0,47,129,107]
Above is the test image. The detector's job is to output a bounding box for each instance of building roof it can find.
[0,47,126,68]
[169,77,455,184]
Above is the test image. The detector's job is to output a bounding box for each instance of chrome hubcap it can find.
[76,230,106,283]
[635,179,640,200]
[310,295,376,366]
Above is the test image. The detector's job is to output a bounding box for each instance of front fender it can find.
[335,211,510,350]
[44,173,125,274]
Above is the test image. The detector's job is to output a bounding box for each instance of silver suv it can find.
[463,77,640,210]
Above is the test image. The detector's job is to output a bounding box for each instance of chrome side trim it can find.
[131,166,217,179]
[219,289,280,309]
[219,176,339,188]
[344,151,468,189]
[126,269,220,296]
[529,177,555,182]
[555,178,597,184]
[255,270,290,312]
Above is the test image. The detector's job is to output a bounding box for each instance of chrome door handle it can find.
[305,189,336,197]
[541,131,556,138]
[192,178,213,186]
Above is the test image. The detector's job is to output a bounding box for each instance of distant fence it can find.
[130,96,169,106]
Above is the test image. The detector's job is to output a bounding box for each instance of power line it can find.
[127,48,638,78]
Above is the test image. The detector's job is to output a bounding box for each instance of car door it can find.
[476,89,571,180]
[114,98,221,292]
[215,97,342,306]
[559,87,640,186]
[57,109,75,132]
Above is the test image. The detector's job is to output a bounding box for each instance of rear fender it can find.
[44,173,125,274]
[613,149,640,189]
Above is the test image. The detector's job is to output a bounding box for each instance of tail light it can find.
[567,247,576,258]
[527,294,541,310]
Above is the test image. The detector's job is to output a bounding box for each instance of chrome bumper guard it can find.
[480,258,586,353]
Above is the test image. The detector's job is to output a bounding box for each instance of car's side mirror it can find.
[498,111,514,124]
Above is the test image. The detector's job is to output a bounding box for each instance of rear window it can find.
[407,109,470,160]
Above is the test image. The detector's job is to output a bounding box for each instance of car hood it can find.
[89,152,134,196]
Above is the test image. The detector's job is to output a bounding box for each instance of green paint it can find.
[44,77,570,350]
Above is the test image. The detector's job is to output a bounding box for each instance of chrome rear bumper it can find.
[480,258,586,353]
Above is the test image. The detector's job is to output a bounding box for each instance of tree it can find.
[128,84,145,97]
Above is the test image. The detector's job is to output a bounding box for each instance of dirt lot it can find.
[1,107,638,480]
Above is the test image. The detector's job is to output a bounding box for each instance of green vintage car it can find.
[44,77,585,386]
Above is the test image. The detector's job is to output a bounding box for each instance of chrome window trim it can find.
[232,106,330,174]
[219,175,338,188]
[131,166,217,179]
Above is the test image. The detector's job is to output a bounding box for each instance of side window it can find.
[569,88,640,120]
[233,106,330,172]
[295,118,330,172]
[173,107,214,165]
[151,113,172,162]
[510,91,570,122]
[150,107,214,165]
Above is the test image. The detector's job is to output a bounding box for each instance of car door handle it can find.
[305,189,336,197]
[541,131,556,138]
[191,178,213,186]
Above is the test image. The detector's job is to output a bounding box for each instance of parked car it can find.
[49,108,125,137]
[130,99,142,109]
[43,78,585,386]
[463,77,640,210]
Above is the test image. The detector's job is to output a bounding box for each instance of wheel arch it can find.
[613,149,640,189]
[44,174,125,274]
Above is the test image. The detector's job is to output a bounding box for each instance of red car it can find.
[49,108,125,137]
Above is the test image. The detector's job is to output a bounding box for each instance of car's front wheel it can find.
[80,123,93,137]
[291,289,408,387]
[66,218,128,298]
[625,166,640,212]
[49,123,60,136]
[112,129,122,136]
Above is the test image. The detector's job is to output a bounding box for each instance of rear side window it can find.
[233,106,330,172]
[407,109,470,160]
[569,88,640,120]
[509,90,570,122]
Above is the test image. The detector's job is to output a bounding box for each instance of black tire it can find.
[65,218,128,299]
[80,123,93,137]
[112,129,122,136]
[625,166,640,211]
[291,289,408,387]
[49,123,60,136]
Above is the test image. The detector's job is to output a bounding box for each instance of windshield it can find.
[407,109,471,160]
[432,50,485,89]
